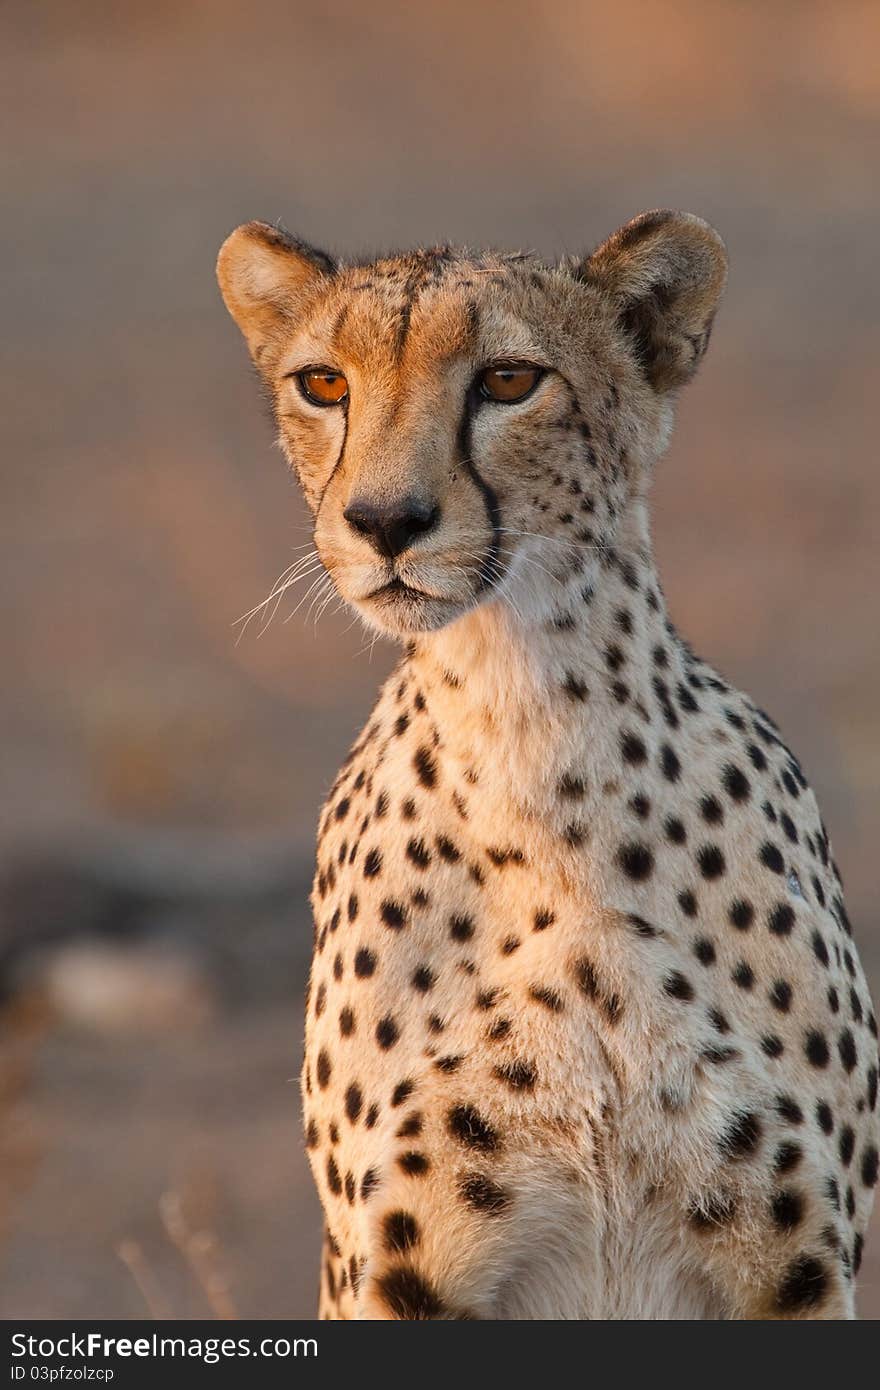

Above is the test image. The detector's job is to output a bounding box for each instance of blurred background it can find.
[2,0,879,1319]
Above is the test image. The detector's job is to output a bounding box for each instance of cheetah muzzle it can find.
[218,210,878,1320]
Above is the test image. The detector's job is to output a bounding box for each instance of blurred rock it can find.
[41,939,216,1035]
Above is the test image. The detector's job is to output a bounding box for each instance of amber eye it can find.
[478,362,542,403]
[298,367,349,406]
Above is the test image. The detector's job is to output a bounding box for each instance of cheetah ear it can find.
[581,211,727,393]
[216,221,336,367]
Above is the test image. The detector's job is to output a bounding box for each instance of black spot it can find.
[486,846,526,868]
[628,912,659,936]
[381,900,408,930]
[414,746,437,789]
[732,961,754,990]
[770,979,793,1013]
[604,644,625,673]
[412,965,435,993]
[729,899,754,930]
[377,1266,444,1320]
[768,902,796,936]
[772,1189,805,1231]
[702,1044,739,1064]
[344,1083,363,1123]
[747,743,767,771]
[761,1034,785,1058]
[815,1100,834,1134]
[700,795,724,825]
[837,1029,857,1073]
[406,838,432,869]
[697,845,726,879]
[449,913,475,942]
[448,1103,499,1151]
[533,908,555,931]
[805,1030,830,1068]
[382,1210,420,1254]
[721,764,750,801]
[775,1256,828,1313]
[434,1054,462,1074]
[719,1111,762,1160]
[391,1080,415,1108]
[617,842,654,880]
[620,731,647,765]
[693,938,716,966]
[776,1095,804,1125]
[838,1126,855,1166]
[316,1050,332,1088]
[397,1151,430,1177]
[664,816,687,845]
[326,1155,342,1195]
[436,835,460,863]
[558,773,586,798]
[853,1233,864,1273]
[759,842,785,874]
[780,812,798,844]
[459,1173,511,1215]
[677,890,697,917]
[774,1142,803,1175]
[354,947,376,978]
[528,985,563,1012]
[660,745,681,782]
[664,971,695,1001]
[358,1167,378,1200]
[861,1145,879,1188]
[376,1016,400,1049]
[363,847,382,878]
[811,930,829,966]
[487,1017,512,1040]
[493,1059,537,1090]
[562,672,589,701]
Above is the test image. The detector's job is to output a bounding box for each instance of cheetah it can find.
[217,210,878,1319]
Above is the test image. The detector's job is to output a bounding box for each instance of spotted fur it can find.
[218,211,878,1319]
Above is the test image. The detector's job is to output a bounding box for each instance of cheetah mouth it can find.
[367,577,458,605]
[354,573,472,634]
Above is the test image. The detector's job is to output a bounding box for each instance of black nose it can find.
[343,495,440,559]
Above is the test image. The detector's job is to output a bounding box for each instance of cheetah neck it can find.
[408,501,680,831]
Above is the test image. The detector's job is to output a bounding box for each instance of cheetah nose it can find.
[343,495,441,559]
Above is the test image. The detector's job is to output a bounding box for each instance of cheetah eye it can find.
[478,361,543,404]
[298,367,349,406]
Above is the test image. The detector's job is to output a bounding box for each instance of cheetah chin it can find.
[218,210,878,1320]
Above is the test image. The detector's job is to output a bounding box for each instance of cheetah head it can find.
[217,211,726,638]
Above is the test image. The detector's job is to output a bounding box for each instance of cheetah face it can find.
[218,212,726,638]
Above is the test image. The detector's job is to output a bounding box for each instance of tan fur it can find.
[218,212,878,1320]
